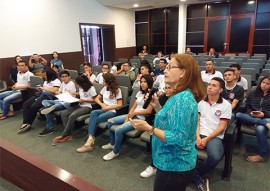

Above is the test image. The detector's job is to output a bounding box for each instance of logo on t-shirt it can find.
[23,77,26,80]
[109,93,114,99]
[48,82,53,86]
[84,92,88,97]
[215,110,221,116]
[229,93,235,100]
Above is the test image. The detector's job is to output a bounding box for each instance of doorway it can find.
[79,24,116,65]
[204,14,255,54]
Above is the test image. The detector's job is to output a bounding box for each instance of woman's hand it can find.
[130,119,151,132]
[144,91,159,108]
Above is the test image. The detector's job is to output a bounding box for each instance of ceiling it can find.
[96,0,215,10]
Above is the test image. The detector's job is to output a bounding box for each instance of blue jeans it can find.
[107,115,139,154]
[87,109,116,136]
[236,112,270,158]
[42,100,69,130]
[0,90,22,116]
[193,135,224,185]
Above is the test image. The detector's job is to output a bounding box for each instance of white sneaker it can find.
[140,166,157,178]
[102,143,114,150]
[103,151,119,161]
[41,105,56,115]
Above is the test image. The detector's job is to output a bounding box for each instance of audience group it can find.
[0,48,269,191]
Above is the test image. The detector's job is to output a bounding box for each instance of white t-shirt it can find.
[95,73,104,84]
[59,81,76,97]
[155,75,165,93]
[198,97,232,139]
[100,86,122,113]
[134,91,146,120]
[236,76,248,91]
[15,71,34,88]
[201,70,224,83]
[79,86,97,108]
[84,73,96,83]
[43,79,61,89]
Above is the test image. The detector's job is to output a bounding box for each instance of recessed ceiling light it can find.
[180,0,186,2]
[248,1,255,4]
[133,3,139,8]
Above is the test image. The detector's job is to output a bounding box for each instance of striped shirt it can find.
[152,89,198,172]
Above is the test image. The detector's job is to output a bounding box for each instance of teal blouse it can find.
[152,89,198,172]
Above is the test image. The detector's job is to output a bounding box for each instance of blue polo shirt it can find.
[50,58,63,69]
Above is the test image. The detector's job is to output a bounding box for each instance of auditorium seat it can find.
[65,69,78,80]
[241,75,251,93]
[30,76,44,87]
[228,58,243,66]
[265,64,270,69]
[220,62,237,68]
[130,58,141,68]
[247,59,264,70]
[234,56,248,62]
[260,69,270,76]
[114,74,132,92]
[118,58,128,63]
[238,53,250,58]
[242,63,260,76]
[0,80,7,92]
[102,61,112,66]
[92,65,102,73]
[212,58,225,66]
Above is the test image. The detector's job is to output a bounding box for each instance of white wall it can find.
[0,0,135,58]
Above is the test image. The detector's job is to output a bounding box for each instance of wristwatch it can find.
[149,126,156,135]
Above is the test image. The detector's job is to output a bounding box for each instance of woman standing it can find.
[77,73,123,153]
[50,51,64,69]
[236,76,270,162]
[131,54,206,191]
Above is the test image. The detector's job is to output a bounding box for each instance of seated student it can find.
[95,63,110,84]
[132,64,151,89]
[155,74,165,97]
[185,47,195,55]
[236,76,270,163]
[193,77,231,191]
[208,48,219,58]
[152,51,164,66]
[154,58,167,76]
[201,59,223,83]
[0,60,34,120]
[52,75,97,144]
[102,74,154,161]
[10,55,22,83]
[28,54,47,78]
[83,62,96,82]
[52,65,60,76]
[141,60,155,77]
[50,51,64,69]
[138,45,149,58]
[230,64,248,97]
[38,70,76,136]
[140,83,173,178]
[77,73,123,153]
[18,69,61,134]
[111,62,123,74]
[118,62,136,82]
[221,68,244,120]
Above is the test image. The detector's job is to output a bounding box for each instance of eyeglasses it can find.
[164,86,172,90]
[165,65,181,71]
[61,75,69,78]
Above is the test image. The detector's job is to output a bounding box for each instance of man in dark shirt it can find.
[221,68,244,120]
[154,58,167,76]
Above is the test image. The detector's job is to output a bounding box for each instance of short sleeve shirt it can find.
[15,71,34,88]
[79,86,97,108]
[236,76,248,91]
[43,79,61,89]
[201,70,224,83]
[59,81,76,96]
[96,73,104,84]
[134,91,146,120]
[100,87,122,113]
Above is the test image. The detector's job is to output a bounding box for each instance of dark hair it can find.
[140,65,150,73]
[83,62,91,67]
[14,55,21,65]
[223,68,235,74]
[140,74,154,94]
[255,76,270,96]
[102,63,110,69]
[206,59,214,64]
[141,60,151,69]
[211,77,225,89]
[124,62,131,67]
[230,63,241,70]
[116,62,123,70]
[60,70,70,76]
[18,60,26,65]
[103,73,119,97]
[46,69,58,83]
[159,58,167,64]
[52,65,59,69]
[75,75,93,92]
[52,51,59,58]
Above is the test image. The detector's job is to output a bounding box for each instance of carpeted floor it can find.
[0,111,269,191]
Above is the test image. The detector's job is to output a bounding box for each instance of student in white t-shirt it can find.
[18,69,61,134]
[52,75,97,144]
[0,60,33,119]
[201,60,223,83]
[83,62,96,82]
[95,63,110,84]
[230,63,248,97]
[102,74,154,161]
[38,70,76,136]
[193,77,231,190]
[77,73,123,153]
